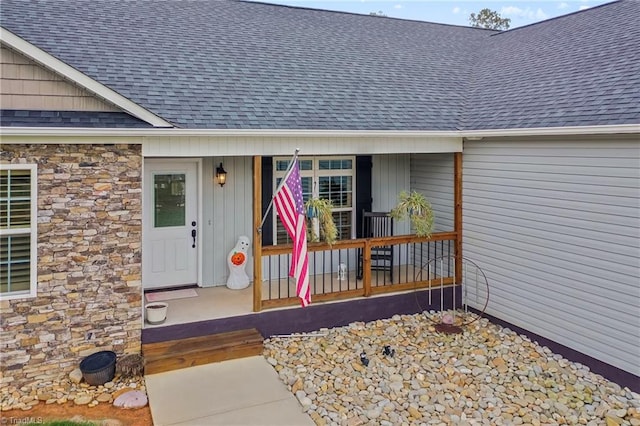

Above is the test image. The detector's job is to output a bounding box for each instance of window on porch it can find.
[273,156,355,244]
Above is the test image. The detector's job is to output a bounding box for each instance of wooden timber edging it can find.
[142,328,264,375]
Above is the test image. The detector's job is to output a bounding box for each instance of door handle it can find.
[191,229,196,248]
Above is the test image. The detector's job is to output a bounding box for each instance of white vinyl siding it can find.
[0,164,38,299]
[462,135,640,375]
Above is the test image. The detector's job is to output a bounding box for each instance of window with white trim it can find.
[273,156,355,245]
[1,164,37,299]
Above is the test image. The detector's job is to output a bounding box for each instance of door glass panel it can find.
[154,174,186,227]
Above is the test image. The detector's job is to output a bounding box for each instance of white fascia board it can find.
[2,123,637,139]
[461,123,639,138]
[0,27,173,128]
[2,121,634,139]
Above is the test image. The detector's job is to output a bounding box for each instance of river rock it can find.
[74,394,92,405]
[262,311,640,426]
[69,368,83,384]
[113,390,148,409]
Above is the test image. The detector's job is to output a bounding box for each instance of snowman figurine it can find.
[227,236,251,290]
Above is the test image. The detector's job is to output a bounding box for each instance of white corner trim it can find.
[0,27,173,128]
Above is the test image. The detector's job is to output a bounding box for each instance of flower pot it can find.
[146,302,168,325]
[80,350,116,386]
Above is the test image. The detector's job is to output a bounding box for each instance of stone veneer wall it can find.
[0,144,142,407]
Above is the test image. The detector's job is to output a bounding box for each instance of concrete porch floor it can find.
[143,285,255,329]
[142,264,432,329]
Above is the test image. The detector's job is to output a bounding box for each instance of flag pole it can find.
[258,148,300,233]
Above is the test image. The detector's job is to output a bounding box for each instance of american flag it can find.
[273,158,310,307]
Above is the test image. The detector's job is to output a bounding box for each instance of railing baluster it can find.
[266,257,270,301]
[277,254,281,300]
[330,249,333,292]
[313,250,317,297]
[404,242,408,284]
[440,257,444,312]
[346,248,351,290]
[428,262,432,305]
[452,256,456,317]
[464,260,469,314]
[322,250,327,293]
[287,253,291,298]
[448,240,452,277]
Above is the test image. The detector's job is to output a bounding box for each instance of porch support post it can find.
[253,155,263,312]
[454,151,463,284]
[363,240,372,296]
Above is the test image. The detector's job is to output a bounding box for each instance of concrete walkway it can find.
[145,356,315,425]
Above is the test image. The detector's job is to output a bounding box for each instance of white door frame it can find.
[142,158,203,289]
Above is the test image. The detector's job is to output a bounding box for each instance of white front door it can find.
[143,160,199,289]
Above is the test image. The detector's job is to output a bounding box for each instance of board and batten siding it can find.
[372,154,411,235]
[462,135,640,375]
[0,45,118,111]
[410,153,455,233]
[202,156,255,286]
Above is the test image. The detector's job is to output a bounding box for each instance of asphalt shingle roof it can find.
[1,0,638,130]
[0,110,154,128]
[461,0,640,130]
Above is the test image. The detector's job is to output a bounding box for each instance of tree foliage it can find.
[469,8,511,30]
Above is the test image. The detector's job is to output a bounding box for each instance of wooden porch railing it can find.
[251,153,464,312]
[253,231,458,311]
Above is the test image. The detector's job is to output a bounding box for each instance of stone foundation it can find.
[0,144,142,409]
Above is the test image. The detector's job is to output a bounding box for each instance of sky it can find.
[263,0,612,28]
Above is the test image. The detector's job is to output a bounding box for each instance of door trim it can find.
[142,158,203,289]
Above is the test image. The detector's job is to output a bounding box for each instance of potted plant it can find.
[145,302,168,324]
[390,190,434,237]
[305,197,337,245]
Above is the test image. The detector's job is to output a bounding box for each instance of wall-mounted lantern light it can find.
[216,163,227,187]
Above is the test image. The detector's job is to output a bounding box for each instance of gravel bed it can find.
[264,312,640,426]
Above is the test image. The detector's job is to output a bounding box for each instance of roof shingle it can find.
[460,0,640,130]
[1,0,638,130]
[0,110,154,128]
